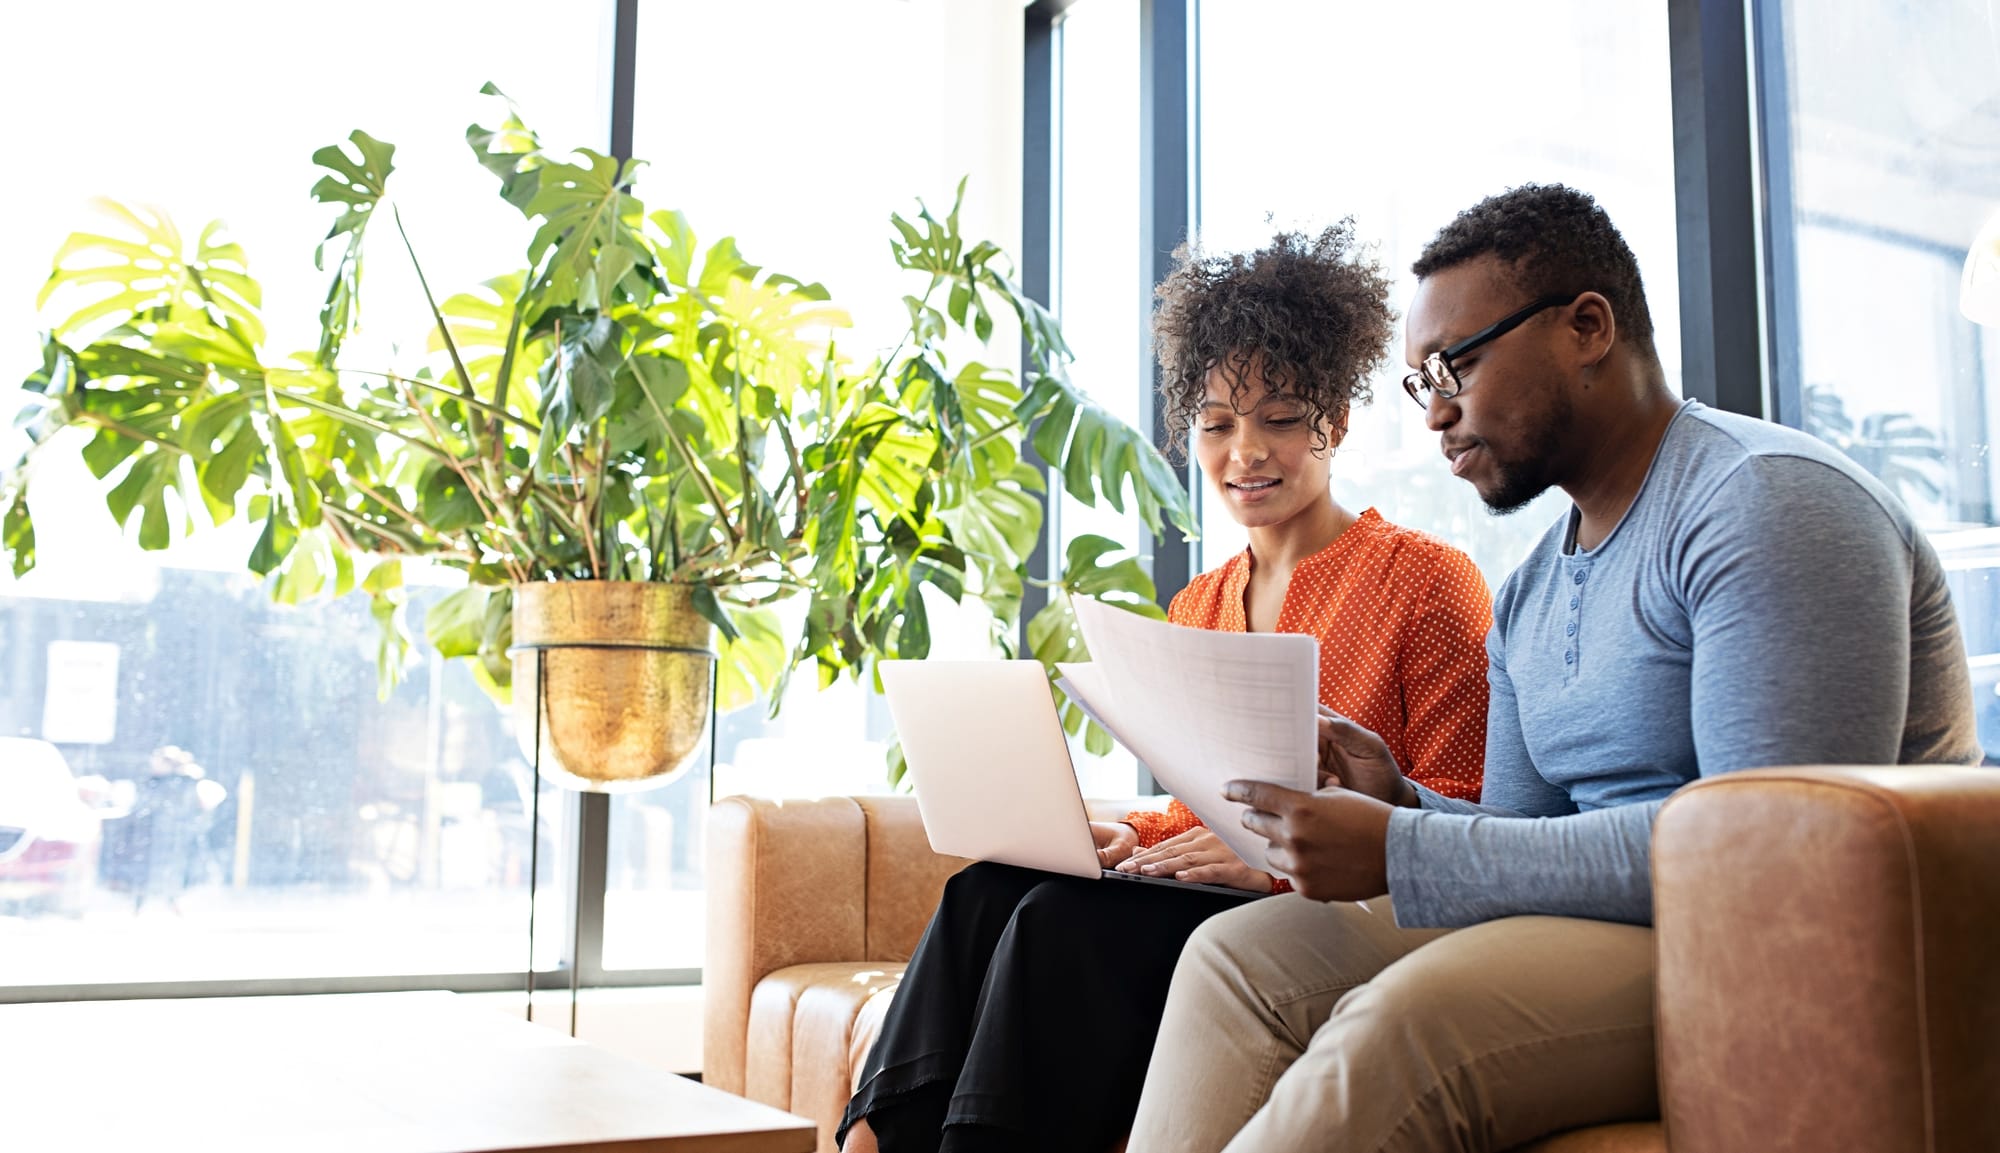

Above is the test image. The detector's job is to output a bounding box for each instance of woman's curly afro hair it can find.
[1152,221,1393,459]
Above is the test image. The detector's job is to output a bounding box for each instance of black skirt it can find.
[838,861,1261,1153]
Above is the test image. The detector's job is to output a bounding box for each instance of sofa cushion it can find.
[748,962,907,1153]
[849,979,900,1095]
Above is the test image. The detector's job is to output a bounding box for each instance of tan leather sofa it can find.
[705,768,2000,1152]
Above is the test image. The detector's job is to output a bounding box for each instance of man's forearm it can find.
[1407,779,1521,817]
[1384,801,1662,928]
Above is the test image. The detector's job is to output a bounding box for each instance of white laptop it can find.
[878,659,1267,896]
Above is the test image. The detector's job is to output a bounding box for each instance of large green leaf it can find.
[1023,374,1195,540]
[1059,533,1165,616]
[937,459,1041,572]
[363,559,412,693]
[714,274,850,408]
[715,605,786,713]
[418,461,484,533]
[424,585,492,657]
[432,272,543,417]
[522,149,649,316]
[2,489,35,578]
[466,83,546,212]
[310,130,396,366]
[39,200,264,361]
[535,312,624,472]
[247,496,299,575]
[263,391,323,529]
[104,451,175,551]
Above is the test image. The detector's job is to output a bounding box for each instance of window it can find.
[1760,0,2000,759]
[1192,0,1681,588]
[0,0,609,984]
[1048,0,1149,798]
[605,0,1029,968]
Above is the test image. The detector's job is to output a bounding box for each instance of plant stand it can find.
[513,639,717,1036]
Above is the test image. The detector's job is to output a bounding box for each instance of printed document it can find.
[1057,596,1318,876]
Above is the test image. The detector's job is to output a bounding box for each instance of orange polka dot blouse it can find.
[1122,508,1493,853]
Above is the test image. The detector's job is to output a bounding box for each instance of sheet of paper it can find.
[1063,597,1319,876]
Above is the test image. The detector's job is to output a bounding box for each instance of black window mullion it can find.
[1668,0,1768,419]
[1139,0,1196,610]
[1018,2,1066,652]
[1750,0,1804,430]
[567,0,641,993]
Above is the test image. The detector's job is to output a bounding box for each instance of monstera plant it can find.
[1,86,1188,782]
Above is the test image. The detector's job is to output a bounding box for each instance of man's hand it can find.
[1225,779,1394,903]
[1114,826,1274,892]
[1317,705,1418,807]
[1090,821,1141,869]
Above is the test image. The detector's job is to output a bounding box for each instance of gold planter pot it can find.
[509,581,715,793]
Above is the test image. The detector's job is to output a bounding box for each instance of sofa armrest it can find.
[705,795,871,1095]
[704,791,1169,1094]
[1653,765,2000,1152]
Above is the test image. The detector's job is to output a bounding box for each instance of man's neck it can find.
[1247,496,1355,577]
[1562,381,1682,552]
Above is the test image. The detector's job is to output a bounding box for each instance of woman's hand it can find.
[1090,821,1141,869]
[1115,826,1274,892]
[1316,706,1418,807]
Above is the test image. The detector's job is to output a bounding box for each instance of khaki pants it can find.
[1127,895,1658,1153]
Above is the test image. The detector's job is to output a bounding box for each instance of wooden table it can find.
[0,991,816,1153]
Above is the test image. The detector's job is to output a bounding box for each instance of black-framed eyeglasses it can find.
[1401,292,1583,409]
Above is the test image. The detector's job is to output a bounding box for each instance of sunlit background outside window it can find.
[1193,0,1681,588]
[0,0,609,986]
[1768,0,2000,760]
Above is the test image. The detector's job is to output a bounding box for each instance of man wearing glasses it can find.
[1127,184,1979,1152]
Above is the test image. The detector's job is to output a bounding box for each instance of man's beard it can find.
[1478,396,1572,515]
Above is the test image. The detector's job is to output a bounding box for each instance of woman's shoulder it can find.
[1354,511,1484,586]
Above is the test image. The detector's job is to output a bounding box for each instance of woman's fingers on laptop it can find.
[1090,821,1140,867]
[1174,861,1276,891]
[1118,826,1204,871]
[1120,827,1270,891]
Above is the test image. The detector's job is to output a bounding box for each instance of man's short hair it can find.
[1412,184,1656,357]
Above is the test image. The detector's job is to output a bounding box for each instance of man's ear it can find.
[1570,291,1618,367]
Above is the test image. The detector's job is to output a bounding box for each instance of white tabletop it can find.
[0,991,815,1153]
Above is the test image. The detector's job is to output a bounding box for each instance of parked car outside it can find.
[0,738,103,917]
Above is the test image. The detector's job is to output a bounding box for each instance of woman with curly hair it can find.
[838,224,1492,1153]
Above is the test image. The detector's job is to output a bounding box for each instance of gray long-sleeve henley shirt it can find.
[1384,401,1981,928]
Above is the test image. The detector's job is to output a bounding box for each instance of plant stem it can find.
[645,390,741,551]
[392,375,530,584]
[342,475,453,542]
[565,442,601,580]
[337,370,541,434]
[268,390,458,463]
[967,417,1022,451]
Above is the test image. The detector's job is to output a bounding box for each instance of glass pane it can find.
[0,0,608,982]
[1770,0,2000,759]
[1052,0,1146,798]
[1195,0,1681,587]
[606,0,1028,968]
